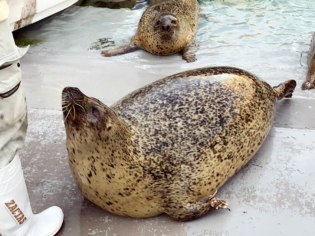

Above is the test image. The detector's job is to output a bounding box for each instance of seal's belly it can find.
[114,72,276,197]
[68,149,164,218]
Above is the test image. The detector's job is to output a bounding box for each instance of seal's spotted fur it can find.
[101,0,199,62]
[62,66,296,221]
[302,32,315,90]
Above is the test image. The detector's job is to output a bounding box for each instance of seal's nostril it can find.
[62,87,85,101]
[71,88,83,99]
[162,25,170,31]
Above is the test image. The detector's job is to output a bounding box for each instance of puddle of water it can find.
[89,37,115,50]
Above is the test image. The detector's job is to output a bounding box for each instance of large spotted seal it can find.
[62,66,296,221]
[101,0,199,62]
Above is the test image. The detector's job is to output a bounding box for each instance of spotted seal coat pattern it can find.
[101,0,199,62]
[302,32,315,90]
[62,66,296,221]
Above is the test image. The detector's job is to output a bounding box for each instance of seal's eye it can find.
[171,20,177,25]
[91,105,100,119]
[156,20,161,26]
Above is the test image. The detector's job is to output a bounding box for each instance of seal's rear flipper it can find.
[101,43,139,57]
[273,80,297,100]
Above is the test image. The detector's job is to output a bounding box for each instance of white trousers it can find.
[0,20,28,168]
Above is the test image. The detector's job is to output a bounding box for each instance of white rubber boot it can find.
[0,155,64,236]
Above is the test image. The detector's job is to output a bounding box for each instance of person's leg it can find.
[0,4,64,235]
[0,5,28,168]
[0,60,27,168]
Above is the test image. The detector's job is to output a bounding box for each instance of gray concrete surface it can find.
[16,1,315,235]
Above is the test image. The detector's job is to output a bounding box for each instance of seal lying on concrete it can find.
[101,0,199,62]
[302,32,315,90]
[62,66,296,221]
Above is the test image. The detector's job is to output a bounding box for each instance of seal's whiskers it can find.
[64,106,73,122]
[62,102,71,111]
[74,101,86,113]
[72,105,76,120]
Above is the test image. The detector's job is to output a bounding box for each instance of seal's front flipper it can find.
[182,43,197,63]
[302,80,315,90]
[165,191,228,221]
[273,80,297,100]
[302,32,315,90]
[101,43,139,57]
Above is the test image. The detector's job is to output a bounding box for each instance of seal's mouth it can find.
[160,31,175,41]
[62,87,86,123]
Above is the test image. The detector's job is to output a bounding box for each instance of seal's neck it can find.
[66,106,133,164]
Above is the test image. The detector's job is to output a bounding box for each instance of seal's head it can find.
[61,87,126,144]
[154,14,179,41]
